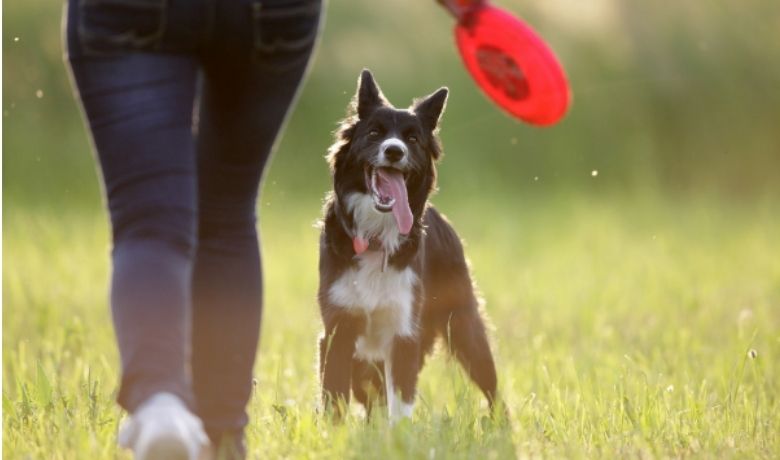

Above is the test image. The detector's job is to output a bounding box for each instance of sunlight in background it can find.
[5,0,780,203]
[537,0,618,35]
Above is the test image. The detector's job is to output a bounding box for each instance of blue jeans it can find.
[65,0,321,445]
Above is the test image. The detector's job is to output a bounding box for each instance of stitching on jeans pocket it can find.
[79,0,167,56]
[251,0,321,68]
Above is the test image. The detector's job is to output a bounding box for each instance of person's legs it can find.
[67,0,322,453]
[65,0,207,416]
[69,51,201,411]
[190,0,322,448]
[66,1,214,457]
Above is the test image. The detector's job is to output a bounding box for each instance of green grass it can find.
[3,194,779,459]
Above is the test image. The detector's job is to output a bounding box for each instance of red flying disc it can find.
[440,0,571,126]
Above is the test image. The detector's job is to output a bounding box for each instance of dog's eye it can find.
[407,135,418,144]
[368,129,380,138]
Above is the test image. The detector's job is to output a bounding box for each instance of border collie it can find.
[318,70,499,421]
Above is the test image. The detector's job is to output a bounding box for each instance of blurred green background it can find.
[5,0,780,212]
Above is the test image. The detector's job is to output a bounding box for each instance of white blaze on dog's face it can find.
[328,69,448,237]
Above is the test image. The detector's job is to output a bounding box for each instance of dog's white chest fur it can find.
[328,251,417,361]
[327,193,418,361]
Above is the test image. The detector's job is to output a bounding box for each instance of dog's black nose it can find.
[384,145,405,163]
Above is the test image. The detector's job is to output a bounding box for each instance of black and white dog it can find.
[318,70,499,421]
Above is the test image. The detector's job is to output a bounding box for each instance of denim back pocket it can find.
[79,0,167,55]
[251,0,322,71]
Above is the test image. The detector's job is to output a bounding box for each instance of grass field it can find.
[3,193,779,458]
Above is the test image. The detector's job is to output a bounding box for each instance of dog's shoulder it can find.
[423,206,462,250]
[421,206,470,276]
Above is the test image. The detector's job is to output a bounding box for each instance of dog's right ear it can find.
[355,69,387,119]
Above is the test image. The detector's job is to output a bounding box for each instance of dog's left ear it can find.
[414,87,449,131]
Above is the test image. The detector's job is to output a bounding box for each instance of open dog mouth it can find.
[364,166,414,235]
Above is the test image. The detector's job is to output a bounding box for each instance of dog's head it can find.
[327,69,448,236]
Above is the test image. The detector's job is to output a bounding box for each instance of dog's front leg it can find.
[385,336,420,423]
[320,315,359,419]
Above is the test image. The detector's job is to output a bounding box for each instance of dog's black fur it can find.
[318,70,499,420]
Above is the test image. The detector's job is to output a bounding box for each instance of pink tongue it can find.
[376,168,413,235]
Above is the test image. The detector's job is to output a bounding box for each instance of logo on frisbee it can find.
[475,45,529,101]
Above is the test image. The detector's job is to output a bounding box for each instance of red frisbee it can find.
[439,0,571,126]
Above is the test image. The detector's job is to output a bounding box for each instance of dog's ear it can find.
[413,87,449,132]
[355,69,387,119]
